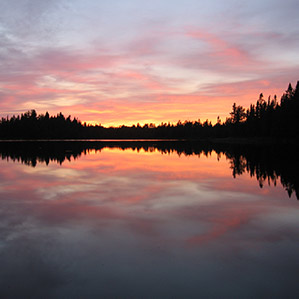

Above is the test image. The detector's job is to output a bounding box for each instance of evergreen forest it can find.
[0,81,298,140]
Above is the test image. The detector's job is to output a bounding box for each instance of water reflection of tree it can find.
[0,141,298,199]
[227,154,247,178]
[228,145,299,199]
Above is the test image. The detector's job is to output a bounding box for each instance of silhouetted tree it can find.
[0,81,298,140]
[230,103,246,124]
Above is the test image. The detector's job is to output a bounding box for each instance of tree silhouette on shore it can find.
[0,81,298,140]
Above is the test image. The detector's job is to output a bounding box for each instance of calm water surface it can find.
[0,142,298,298]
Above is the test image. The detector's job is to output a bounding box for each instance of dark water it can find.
[0,141,298,298]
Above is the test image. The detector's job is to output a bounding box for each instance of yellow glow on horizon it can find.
[35,85,284,128]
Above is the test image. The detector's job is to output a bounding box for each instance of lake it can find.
[0,141,298,298]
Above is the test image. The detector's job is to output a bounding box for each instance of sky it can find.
[0,0,299,126]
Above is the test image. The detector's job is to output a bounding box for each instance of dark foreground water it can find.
[0,141,298,298]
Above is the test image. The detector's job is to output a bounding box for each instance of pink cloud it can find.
[1,25,298,126]
[184,29,261,72]
[34,49,127,73]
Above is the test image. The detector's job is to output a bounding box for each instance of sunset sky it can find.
[0,0,299,126]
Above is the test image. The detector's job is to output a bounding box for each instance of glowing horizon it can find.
[0,0,298,126]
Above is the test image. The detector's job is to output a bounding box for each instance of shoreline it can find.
[0,137,297,145]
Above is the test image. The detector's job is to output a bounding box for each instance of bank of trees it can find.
[226,81,299,138]
[0,81,298,140]
[0,111,84,139]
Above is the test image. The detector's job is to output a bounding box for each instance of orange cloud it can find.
[1,26,297,126]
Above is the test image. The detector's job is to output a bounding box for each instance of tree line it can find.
[0,81,298,139]
[226,81,299,138]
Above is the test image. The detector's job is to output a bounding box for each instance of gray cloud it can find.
[0,0,70,42]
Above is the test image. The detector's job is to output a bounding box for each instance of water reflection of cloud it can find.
[1,148,299,297]
[37,184,97,200]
